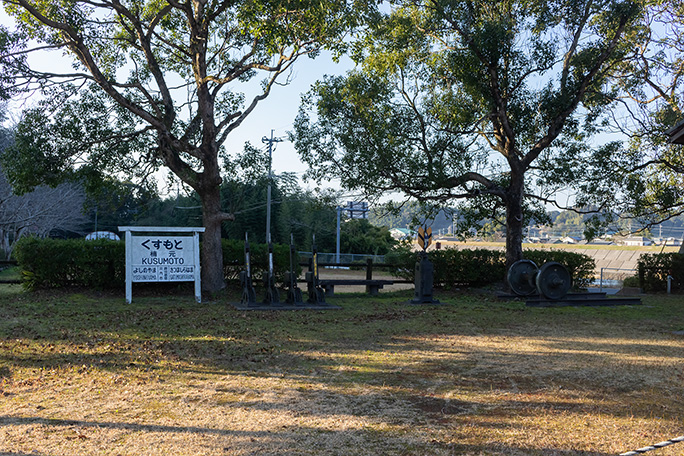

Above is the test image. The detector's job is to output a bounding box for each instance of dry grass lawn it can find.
[0,284,683,455]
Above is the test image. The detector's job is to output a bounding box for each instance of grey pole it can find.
[336,206,341,264]
[262,130,283,244]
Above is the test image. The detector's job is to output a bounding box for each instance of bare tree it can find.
[0,170,87,258]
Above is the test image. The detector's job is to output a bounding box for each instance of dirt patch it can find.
[410,396,471,416]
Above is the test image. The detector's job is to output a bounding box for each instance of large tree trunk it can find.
[199,183,226,296]
[505,172,525,271]
[158,137,229,296]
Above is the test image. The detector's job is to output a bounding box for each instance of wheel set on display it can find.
[507,260,572,300]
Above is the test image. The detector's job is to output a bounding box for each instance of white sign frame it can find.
[119,226,205,303]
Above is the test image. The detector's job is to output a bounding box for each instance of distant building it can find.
[621,236,653,246]
[587,239,613,246]
[390,228,414,240]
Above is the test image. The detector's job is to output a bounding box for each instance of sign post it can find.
[412,226,439,304]
[119,226,205,303]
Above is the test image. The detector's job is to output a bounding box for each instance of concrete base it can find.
[525,296,642,307]
[615,287,642,296]
[230,302,341,311]
[408,298,442,305]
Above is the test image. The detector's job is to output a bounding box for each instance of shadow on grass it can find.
[1,288,683,454]
[0,415,275,436]
[0,453,51,456]
[2,290,682,380]
[0,416,618,456]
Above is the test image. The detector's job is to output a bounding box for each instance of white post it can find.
[667,275,672,294]
[336,206,341,264]
[125,230,132,304]
[194,230,202,303]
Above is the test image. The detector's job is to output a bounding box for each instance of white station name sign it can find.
[131,235,196,282]
[120,226,205,304]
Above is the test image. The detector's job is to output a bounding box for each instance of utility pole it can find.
[262,130,284,244]
[336,206,342,264]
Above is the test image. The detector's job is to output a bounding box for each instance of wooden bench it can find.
[318,279,394,296]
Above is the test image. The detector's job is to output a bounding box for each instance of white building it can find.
[622,236,653,246]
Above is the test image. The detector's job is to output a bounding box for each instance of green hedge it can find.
[14,237,126,290]
[14,237,300,290]
[385,246,505,288]
[221,238,298,283]
[14,237,594,291]
[637,253,684,292]
[385,245,595,289]
[523,249,596,289]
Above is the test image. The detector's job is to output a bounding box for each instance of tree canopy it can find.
[1,0,371,293]
[294,0,644,267]
[572,0,684,237]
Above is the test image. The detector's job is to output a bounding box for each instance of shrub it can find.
[14,237,125,290]
[14,237,299,290]
[222,238,299,284]
[386,245,506,288]
[385,245,595,289]
[431,248,506,288]
[622,275,640,288]
[524,250,595,289]
[14,236,594,292]
[384,242,425,281]
[637,253,684,292]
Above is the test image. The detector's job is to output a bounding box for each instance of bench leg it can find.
[366,285,382,295]
[323,284,335,297]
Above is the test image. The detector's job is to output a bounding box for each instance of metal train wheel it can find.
[507,259,539,296]
[536,261,572,300]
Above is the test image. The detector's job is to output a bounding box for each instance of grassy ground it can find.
[0,266,20,282]
[0,284,683,455]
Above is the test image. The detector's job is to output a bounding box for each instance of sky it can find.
[218,53,352,194]
[0,8,354,198]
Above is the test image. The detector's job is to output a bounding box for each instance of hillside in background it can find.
[369,204,684,242]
